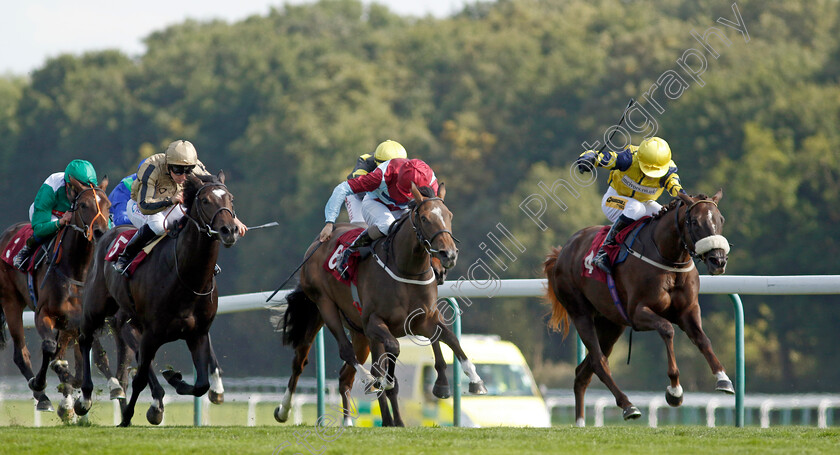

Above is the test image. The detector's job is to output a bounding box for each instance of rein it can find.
[171,181,233,296]
[67,185,109,242]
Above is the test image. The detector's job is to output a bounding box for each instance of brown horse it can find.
[545,190,734,426]
[0,176,126,416]
[74,172,236,426]
[275,182,487,427]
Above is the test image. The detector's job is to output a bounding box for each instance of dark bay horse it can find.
[75,172,237,426]
[275,182,487,427]
[545,190,734,426]
[0,176,125,416]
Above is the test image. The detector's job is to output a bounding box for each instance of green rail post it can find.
[316,327,326,421]
[576,333,585,366]
[728,293,745,427]
[447,298,462,427]
[194,366,202,426]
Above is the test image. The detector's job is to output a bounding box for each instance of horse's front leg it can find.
[677,305,735,394]
[632,305,683,407]
[337,331,369,426]
[30,309,59,406]
[120,332,162,427]
[206,335,224,404]
[421,319,487,396]
[161,333,211,397]
[430,341,450,399]
[317,298,375,388]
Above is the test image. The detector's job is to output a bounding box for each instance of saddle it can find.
[104,229,165,277]
[324,228,366,285]
[1,225,48,273]
[581,218,649,283]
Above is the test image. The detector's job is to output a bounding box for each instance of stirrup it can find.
[13,246,32,271]
[113,256,132,276]
[593,249,612,274]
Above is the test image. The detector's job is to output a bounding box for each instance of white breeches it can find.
[601,186,662,222]
[126,199,187,235]
[345,194,365,224]
[361,194,406,236]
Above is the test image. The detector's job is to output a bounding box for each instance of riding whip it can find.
[265,241,323,303]
[247,222,280,230]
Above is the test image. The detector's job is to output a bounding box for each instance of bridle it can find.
[174,181,235,296]
[410,197,460,257]
[66,185,109,242]
[674,199,730,261]
[181,182,236,238]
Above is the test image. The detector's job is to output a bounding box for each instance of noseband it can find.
[410,197,460,255]
[675,199,730,260]
[67,185,109,241]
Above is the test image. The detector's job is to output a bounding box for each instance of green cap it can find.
[64,159,98,186]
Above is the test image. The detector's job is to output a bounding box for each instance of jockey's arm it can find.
[136,166,173,215]
[31,183,61,239]
[663,171,684,196]
[321,181,355,242]
[577,148,633,172]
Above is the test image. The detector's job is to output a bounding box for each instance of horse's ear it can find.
[217,169,226,184]
[711,188,723,203]
[437,182,446,201]
[677,191,693,205]
[65,176,83,199]
[410,181,424,203]
[99,175,109,192]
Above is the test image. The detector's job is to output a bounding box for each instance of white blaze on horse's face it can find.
[212,188,227,199]
[430,207,446,226]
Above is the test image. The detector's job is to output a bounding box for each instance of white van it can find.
[351,334,551,427]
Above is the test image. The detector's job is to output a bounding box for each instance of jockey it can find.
[113,140,248,274]
[319,158,439,275]
[13,159,101,270]
[343,140,407,223]
[576,136,686,273]
[108,159,145,226]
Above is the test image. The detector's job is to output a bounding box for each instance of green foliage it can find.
[2,0,840,392]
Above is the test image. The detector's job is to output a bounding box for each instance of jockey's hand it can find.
[172,193,184,205]
[58,212,73,226]
[319,223,334,243]
[576,152,597,174]
[234,218,248,237]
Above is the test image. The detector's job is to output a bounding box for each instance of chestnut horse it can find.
[545,190,734,426]
[75,172,236,426]
[0,176,126,417]
[275,183,487,427]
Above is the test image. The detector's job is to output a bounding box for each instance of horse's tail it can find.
[270,286,323,348]
[0,303,7,349]
[544,246,570,339]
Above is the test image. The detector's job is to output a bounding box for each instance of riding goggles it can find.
[170,165,195,176]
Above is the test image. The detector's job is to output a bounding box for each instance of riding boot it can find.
[113,225,157,275]
[338,229,377,280]
[13,236,43,271]
[593,215,634,274]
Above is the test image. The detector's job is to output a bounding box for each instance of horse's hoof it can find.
[665,391,683,407]
[343,416,355,427]
[28,377,46,393]
[50,359,69,375]
[74,398,92,416]
[57,404,75,422]
[118,420,131,428]
[161,369,182,385]
[622,406,642,420]
[432,383,451,399]
[110,387,125,400]
[146,406,164,425]
[36,396,55,412]
[274,406,288,423]
[208,390,224,405]
[364,381,383,395]
[468,381,487,395]
[716,379,735,395]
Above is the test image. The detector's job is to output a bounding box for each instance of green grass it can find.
[0,425,838,454]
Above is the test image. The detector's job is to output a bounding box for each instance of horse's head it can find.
[409,182,459,269]
[66,175,111,241]
[677,189,729,275]
[183,170,238,247]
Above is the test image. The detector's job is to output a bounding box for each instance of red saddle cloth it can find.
[581,218,649,283]
[104,229,148,277]
[1,225,36,272]
[324,228,365,286]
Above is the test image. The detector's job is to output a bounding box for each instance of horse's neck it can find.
[177,217,220,272]
[58,230,94,279]
[390,214,430,275]
[649,212,691,264]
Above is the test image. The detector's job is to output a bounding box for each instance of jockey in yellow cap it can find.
[343,140,407,224]
[576,136,686,273]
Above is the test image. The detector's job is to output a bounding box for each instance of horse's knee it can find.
[194,383,210,397]
[42,338,58,355]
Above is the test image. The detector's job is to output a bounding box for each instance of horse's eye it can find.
[79,203,88,210]
[421,216,428,223]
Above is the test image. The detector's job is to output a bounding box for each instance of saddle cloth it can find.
[1,225,38,273]
[324,227,365,286]
[103,229,154,277]
[581,217,649,283]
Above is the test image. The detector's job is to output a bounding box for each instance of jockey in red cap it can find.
[319,158,439,269]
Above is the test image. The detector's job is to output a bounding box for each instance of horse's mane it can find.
[406,186,437,209]
[182,174,221,211]
[652,193,710,220]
